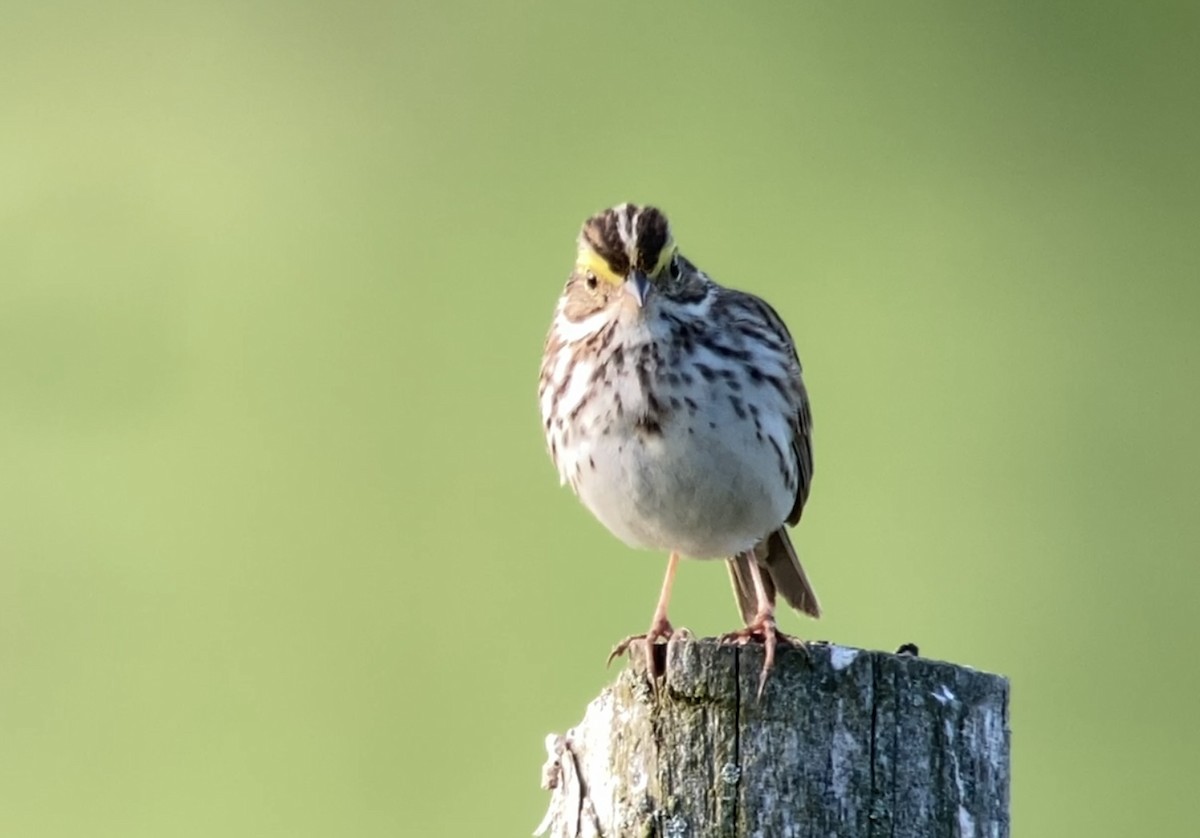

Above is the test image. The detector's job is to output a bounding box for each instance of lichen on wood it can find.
[536,638,1008,838]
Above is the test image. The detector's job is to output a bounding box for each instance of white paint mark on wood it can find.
[829,645,859,671]
[933,684,957,705]
[958,804,977,838]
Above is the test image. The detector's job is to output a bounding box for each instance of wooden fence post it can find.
[536,638,1009,837]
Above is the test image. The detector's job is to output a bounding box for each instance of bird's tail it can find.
[726,528,821,623]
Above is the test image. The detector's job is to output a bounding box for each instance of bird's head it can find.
[573,203,680,310]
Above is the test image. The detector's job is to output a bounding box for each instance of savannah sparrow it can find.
[538,203,820,696]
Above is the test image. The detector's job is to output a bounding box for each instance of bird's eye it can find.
[585,271,598,290]
[668,258,681,280]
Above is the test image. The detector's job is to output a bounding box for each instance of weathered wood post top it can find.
[537,638,1009,838]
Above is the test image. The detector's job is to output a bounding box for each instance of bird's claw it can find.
[721,615,807,700]
[607,618,675,681]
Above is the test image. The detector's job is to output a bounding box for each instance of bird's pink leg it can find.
[608,552,679,678]
[722,551,806,699]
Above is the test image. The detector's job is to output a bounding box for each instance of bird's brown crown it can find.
[577,204,676,285]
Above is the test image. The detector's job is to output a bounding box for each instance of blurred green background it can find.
[2,1,1197,835]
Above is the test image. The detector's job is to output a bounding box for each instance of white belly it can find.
[570,400,793,559]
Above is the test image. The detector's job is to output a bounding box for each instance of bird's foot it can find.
[721,614,807,699]
[607,615,675,680]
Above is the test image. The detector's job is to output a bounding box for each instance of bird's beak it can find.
[625,271,651,308]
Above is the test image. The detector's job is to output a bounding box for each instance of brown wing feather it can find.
[788,386,814,525]
[722,289,820,620]
[723,290,814,523]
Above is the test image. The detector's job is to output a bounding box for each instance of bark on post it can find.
[536,638,1009,838]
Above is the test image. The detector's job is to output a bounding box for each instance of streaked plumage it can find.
[538,203,820,695]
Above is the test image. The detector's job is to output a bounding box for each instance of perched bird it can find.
[538,203,820,696]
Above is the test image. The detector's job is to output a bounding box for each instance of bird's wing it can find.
[725,289,813,526]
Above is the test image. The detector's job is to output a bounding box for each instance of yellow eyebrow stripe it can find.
[652,240,677,275]
[576,248,625,286]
